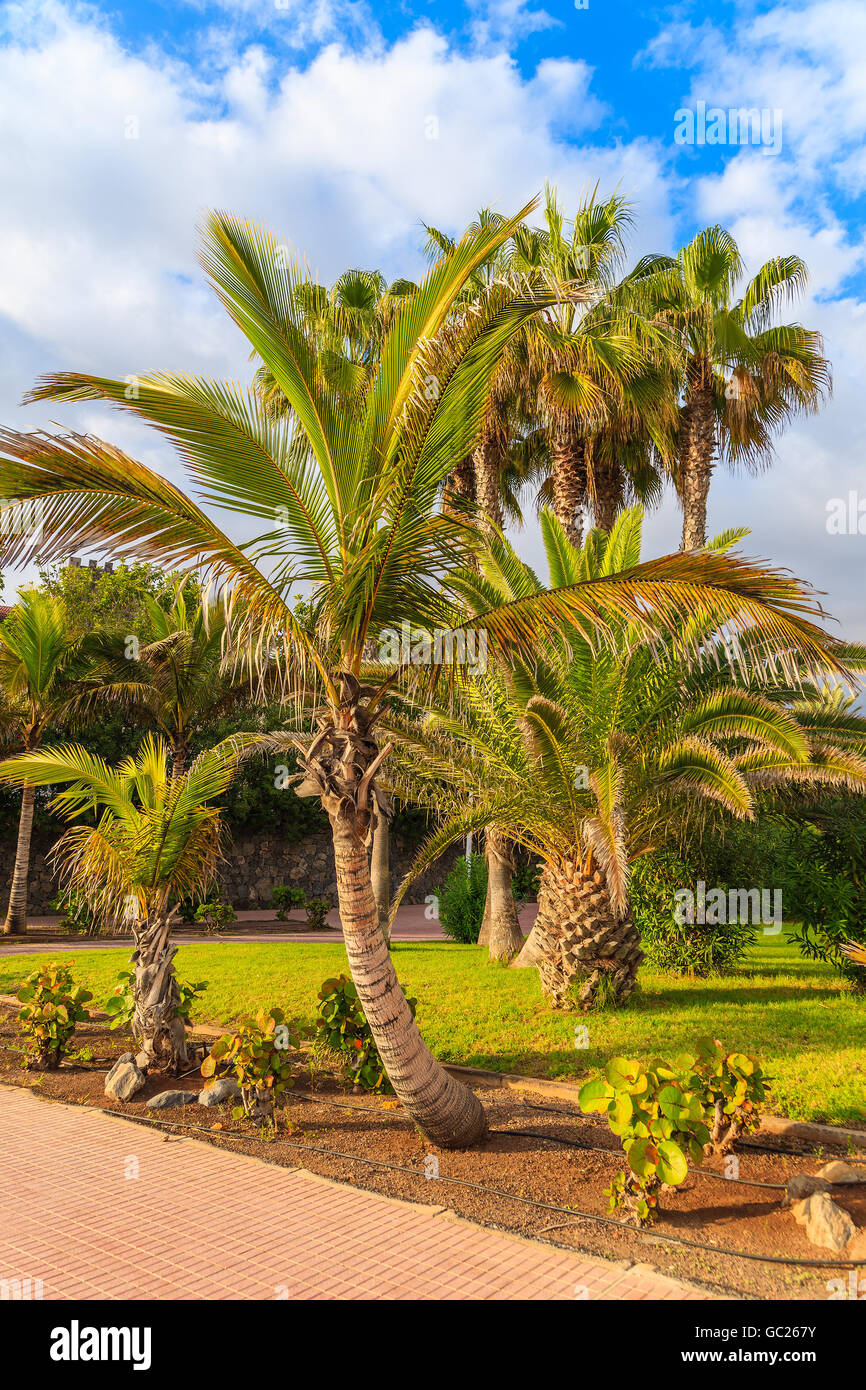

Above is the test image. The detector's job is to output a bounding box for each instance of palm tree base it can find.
[531,861,644,1011]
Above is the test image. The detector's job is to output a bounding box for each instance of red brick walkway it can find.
[0,1085,711,1301]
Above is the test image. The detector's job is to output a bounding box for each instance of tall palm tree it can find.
[0,732,268,1069]
[68,585,251,775]
[640,227,831,550]
[0,590,86,934]
[512,187,675,544]
[0,208,853,1143]
[389,510,866,1006]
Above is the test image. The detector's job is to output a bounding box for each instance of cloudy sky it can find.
[0,0,864,633]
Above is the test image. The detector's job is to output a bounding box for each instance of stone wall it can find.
[0,828,464,914]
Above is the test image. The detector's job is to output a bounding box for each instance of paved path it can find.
[0,1086,709,1301]
[0,903,539,954]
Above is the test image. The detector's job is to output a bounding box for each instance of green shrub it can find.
[580,1040,767,1225]
[511,856,541,908]
[105,970,207,1031]
[175,897,202,924]
[194,899,237,934]
[630,852,754,975]
[316,973,416,1092]
[16,961,93,1069]
[271,884,307,919]
[305,896,331,930]
[437,852,487,943]
[202,1007,303,1124]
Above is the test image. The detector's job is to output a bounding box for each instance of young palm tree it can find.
[0,732,267,1069]
[69,585,252,775]
[641,227,831,550]
[0,590,87,934]
[388,510,866,1007]
[0,209,853,1143]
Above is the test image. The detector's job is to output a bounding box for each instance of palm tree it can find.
[641,227,831,550]
[0,732,267,1069]
[69,585,251,775]
[388,510,866,1007]
[0,208,854,1143]
[512,187,675,544]
[0,590,87,934]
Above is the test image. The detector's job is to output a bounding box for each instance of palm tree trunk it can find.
[550,418,586,546]
[295,672,488,1147]
[171,734,188,779]
[592,454,624,534]
[679,370,716,551]
[331,814,488,1146]
[482,829,523,962]
[131,914,189,1072]
[443,455,475,516]
[370,805,390,945]
[3,781,35,935]
[529,858,644,1010]
[473,421,504,534]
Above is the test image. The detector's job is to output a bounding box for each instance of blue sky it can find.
[1,0,864,630]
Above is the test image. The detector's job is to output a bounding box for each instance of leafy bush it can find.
[630,851,754,975]
[105,970,207,1031]
[271,884,307,919]
[51,889,108,937]
[16,961,93,1069]
[775,815,866,987]
[194,899,237,934]
[580,1040,767,1225]
[511,856,541,908]
[305,896,332,930]
[202,1007,303,1124]
[175,897,202,924]
[316,973,416,1092]
[436,852,487,943]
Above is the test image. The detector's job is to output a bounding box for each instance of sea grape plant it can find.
[316,973,416,1093]
[201,1007,302,1124]
[579,1040,767,1224]
[16,961,93,1069]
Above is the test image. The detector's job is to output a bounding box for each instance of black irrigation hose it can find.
[103,1108,866,1271]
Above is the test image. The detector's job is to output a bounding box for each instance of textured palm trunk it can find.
[171,734,188,779]
[443,455,475,516]
[131,914,189,1072]
[331,815,488,1146]
[592,455,624,534]
[473,422,504,534]
[370,805,391,945]
[550,418,586,547]
[515,858,643,1010]
[679,367,716,551]
[295,673,488,1148]
[3,780,35,935]
[481,829,523,962]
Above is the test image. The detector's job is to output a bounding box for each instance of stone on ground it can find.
[198,1077,239,1106]
[818,1160,866,1185]
[783,1173,832,1204]
[104,1057,145,1102]
[146,1090,197,1110]
[791,1192,857,1251]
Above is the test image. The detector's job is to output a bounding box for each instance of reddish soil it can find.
[2,1004,864,1302]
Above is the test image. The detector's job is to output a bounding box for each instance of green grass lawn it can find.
[2,934,864,1126]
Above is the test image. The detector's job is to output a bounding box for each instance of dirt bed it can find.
[2,1006,864,1302]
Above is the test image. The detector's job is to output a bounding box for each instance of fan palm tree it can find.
[638,227,831,550]
[0,207,855,1144]
[388,510,866,1007]
[0,590,89,934]
[0,732,269,1069]
[68,585,252,775]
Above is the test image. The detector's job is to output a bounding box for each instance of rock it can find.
[105,1059,145,1102]
[818,1160,866,1185]
[845,1230,866,1259]
[134,1051,150,1070]
[146,1090,197,1110]
[198,1077,239,1106]
[792,1193,857,1251]
[784,1174,832,1205]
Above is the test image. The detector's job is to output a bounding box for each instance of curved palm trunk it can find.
[515,857,643,1011]
[481,829,523,962]
[679,368,716,551]
[370,805,391,945]
[296,673,488,1148]
[3,781,35,935]
[131,914,189,1072]
[550,418,586,547]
